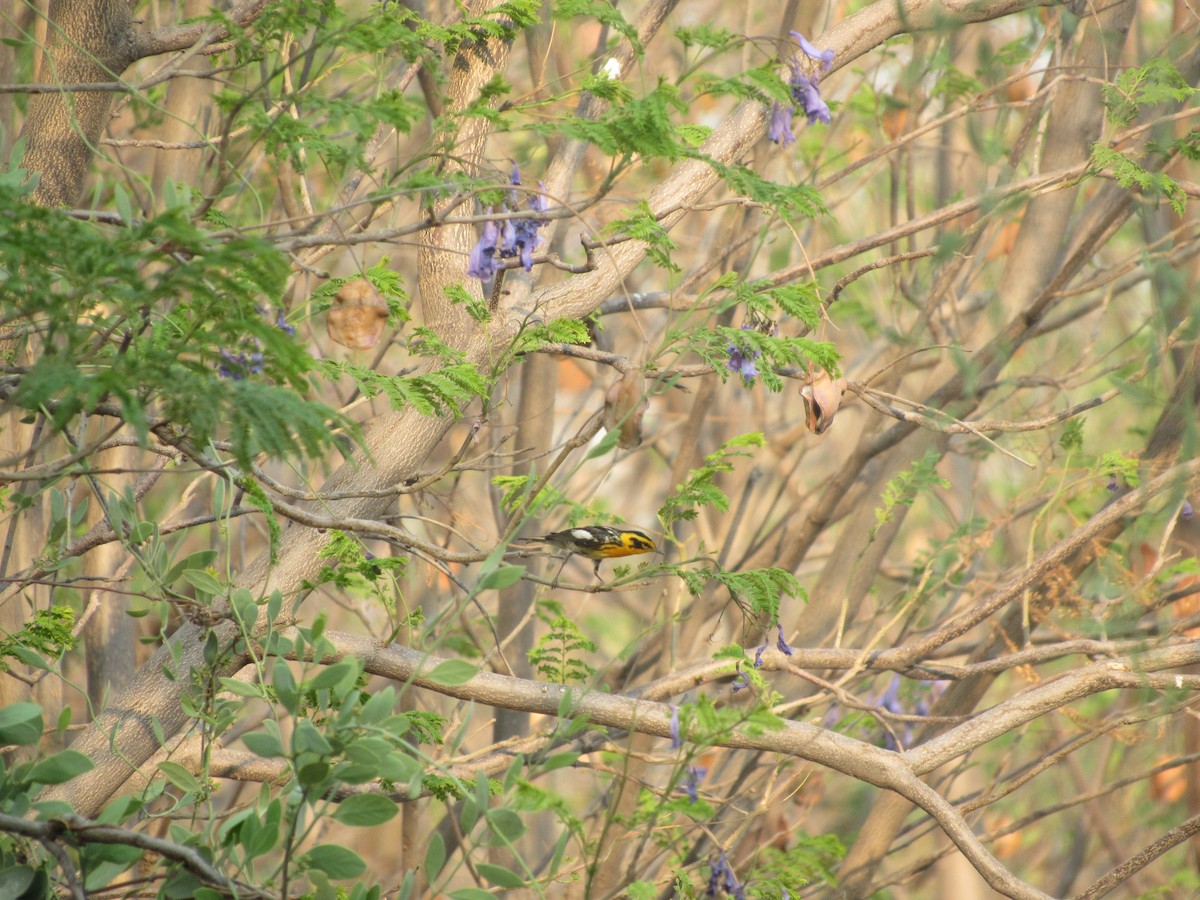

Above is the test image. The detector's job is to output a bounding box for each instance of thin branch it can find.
[0,811,277,900]
[1074,813,1200,900]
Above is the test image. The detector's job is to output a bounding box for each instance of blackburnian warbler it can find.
[533,526,657,578]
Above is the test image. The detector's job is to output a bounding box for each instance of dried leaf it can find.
[800,368,847,435]
[326,278,389,350]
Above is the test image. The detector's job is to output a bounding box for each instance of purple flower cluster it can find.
[216,306,293,380]
[217,350,264,380]
[877,674,946,751]
[706,852,746,900]
[681,765,707,803]
[768,30,833,146]
[467,164,550,281]
[730,662,750,693]
[726,324,760,383]
[753,624,795,668]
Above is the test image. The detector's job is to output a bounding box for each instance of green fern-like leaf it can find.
[659,434,764,530]
[320,360,488,416]
[872,450,949,537]
[1091,144,1186,214]
[529,615,597,684]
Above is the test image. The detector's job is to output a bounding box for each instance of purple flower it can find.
[274,308,296,337]
[726,324,761,383]
[776,624,795,656]
[753,642,768,669]
[512,220,539,271]
[1106,474,1119,492]
[791,30,834,71]
[467,218,500,281]
[787,63,831,126]
[682,765,707,803]
[217,350,264,380]
[879,674,904,750]
[766,30,832,147]
[706,852,746,900]
[508,161,523,208]
[466,166,551,279]
[731,663,749,693]
[727,346,758,381]
[768,101,796,146]
[669,704,682,749]
[498,219,518,258]
[707,852,744,899]
[529,181,550,214]
[1183,500,1194,520]
[881,674,903,715]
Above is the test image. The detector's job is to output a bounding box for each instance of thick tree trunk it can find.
[20,0,137,207]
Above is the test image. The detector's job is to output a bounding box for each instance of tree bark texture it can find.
[20,0,137,207]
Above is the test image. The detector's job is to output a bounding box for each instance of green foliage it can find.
[554,0,642,53]
[1059,417,1085,452]
[1090,144,1187,215]
[676,24,742,53]
[513,317,593,353]
[493,475,572,516]
[529,612,598,683]
[705,158,827,219]
[695,324,839,392]
[0,606,76,671]
[546,82,690,162]
[932,65,984,104]
[1096,450,1140,488]
[873,450,950,537]
[659,433,764,530]
[319,359,489,416]
[0,187,346,468]
[1103,58,1195,128]
[305,531,408,614]
[678,566,802,622]
[747,837,845,896]
[237,476,283,564]
[726,279,824,329]
[605,202,681,271]
[693,63,781,106]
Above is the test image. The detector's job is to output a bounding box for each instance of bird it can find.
[532,526,657,580]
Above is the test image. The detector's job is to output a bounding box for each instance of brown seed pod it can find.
[800,368,847,435]
[325,277,389,350]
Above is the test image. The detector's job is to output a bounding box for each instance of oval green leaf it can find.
[332,793,399,827]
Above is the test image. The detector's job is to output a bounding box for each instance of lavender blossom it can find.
[669,704,682,749]
[707,852,745,899]
[726,324,761,383]
[766,30,832,147]
[791,29,834,71]
[731,663,749,693]
[767,101,796,146]
[467,165,552,280]
[274,308,296,337]
[753,641,768,669]
[879,674,905,751]
[467,218,500,281]
[787,62,831,126]
[776,624,795,656]
[217,350,264,380]
[682,765,707,803]
[529,181,550,214]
